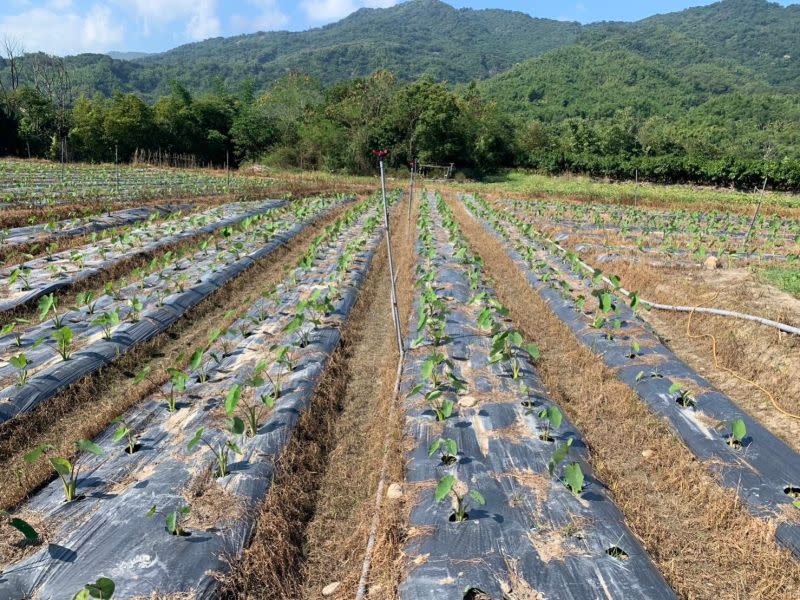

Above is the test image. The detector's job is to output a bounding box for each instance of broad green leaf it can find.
[187,427,204,451]
[468,490,486,506]
[564,463,584,495]
[427,439,442,457]
[165,511,178,534]
[525,343,540,361]
[146,505,157,517]
[76,439,104,455]
[548,437,574,476]
[24,444,52,463]
[434,475,455,502]
[668,382,682,394]
[133,366,151,384]
[85,578,115,599]
[49,457,73,478]
[731,419,747,442]
[225,384,241,416]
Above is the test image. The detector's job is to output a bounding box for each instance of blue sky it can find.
[0,0,795,56]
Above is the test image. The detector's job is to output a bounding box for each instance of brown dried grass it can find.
[218,192,416,600]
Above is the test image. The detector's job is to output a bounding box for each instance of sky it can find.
[0,0,795,56]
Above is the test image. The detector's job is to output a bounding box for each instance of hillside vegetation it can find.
[0,0,798,188]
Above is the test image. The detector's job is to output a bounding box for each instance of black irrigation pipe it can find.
[462,194,800,557]
[0,201,346,425]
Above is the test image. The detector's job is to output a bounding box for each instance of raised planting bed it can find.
[461,192,800,556]
[0,195,348,424]
[0,199,288,313]
[0,191,400,598]
[395,192,675,599]
[0,203,193,249]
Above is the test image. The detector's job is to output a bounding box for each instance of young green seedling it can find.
[428,438,458,466]
[548,437,574,476]
[164,367,189,412]
[111,416,139,454]
[9,266,32,290]
[52,326,74,360]
[72,577,116,600]
[187,424,243,478]
[0,510,39,543]
[24,439,104,502]
[224,362,276,438]
[75,291,98,315]
[563,462,585,495]
[10,353,29,386]
[434,475,485,522]
[147,504,191,536]
[537,405,563,442]
[669,382,696,408]
[92,309,121,341]
[728,418,747,448]
[38,293,65,328]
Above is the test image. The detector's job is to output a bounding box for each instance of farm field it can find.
[1,161,799,600]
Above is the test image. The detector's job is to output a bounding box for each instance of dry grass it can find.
[219,192,416,600]
[603,260,800,452]
[0,203,352,512]
[448,193,800,600]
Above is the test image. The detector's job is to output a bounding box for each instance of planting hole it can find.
[784,486,800,498]
[449,512,469,522]
[539,433,554,443]
[463,588,490,600]
[606,546,629,561]
[125,443,143,455]
[441,455,457,466]
[520,400,535,409]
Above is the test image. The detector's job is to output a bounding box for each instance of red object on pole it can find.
[372,149,388,158]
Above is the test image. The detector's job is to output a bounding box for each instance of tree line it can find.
[1,53,798,189]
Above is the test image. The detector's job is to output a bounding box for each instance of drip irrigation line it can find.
[380,160,404,356]
[522,214,800,337]
[355,356,404,600]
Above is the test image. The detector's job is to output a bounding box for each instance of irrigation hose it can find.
[536,224,800,337]
[686,303,800,421]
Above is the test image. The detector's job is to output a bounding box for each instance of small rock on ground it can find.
[703,256,721,270]
[322,581,341,596]
[387,483,403,499]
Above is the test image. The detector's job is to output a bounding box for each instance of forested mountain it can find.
[1,0,799,187]
[36,0,580,100]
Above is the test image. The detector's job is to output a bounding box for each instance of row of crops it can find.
[0,160,274,207]
[1,168,798,598]
[396,192,674,597]
[505,198,800,266]
[0,188,401,597]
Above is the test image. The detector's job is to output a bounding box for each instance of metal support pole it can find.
[380,159,404,357]
[743,176,768,249]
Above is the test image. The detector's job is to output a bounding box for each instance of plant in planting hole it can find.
[669,382,696,408]
[147,504,191,536]
[92,309,121,341]
[626,340,641,359]
[187,424,243,478]
[537,405,563,441]
[547,437,574,476]
[10,353,30,386]
[51,326,74,360]
[435,475,485,522]
[111,416,138,454]
[428,438,458,466]
[728,419,747,448]
[127,296,143,322]
[224,362,276,437]
[8,266,32,290]
[72,577,116,600]
[488,330,540,380]
[38,293,65,328]
[563,462,585,496]
[75,291,98,314]
[164,367,189,412]
[0,510,39,543]
[1,318,30,347]
[24,439,104,502]
[104,281,122,301]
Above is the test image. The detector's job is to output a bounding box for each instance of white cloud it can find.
[126,0,220,40]
[300,0,397,23]
[0,3,124,55]
[231,0,289,33]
